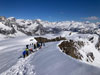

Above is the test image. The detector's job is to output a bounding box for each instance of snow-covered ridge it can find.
[1,40,100,75]
[0,16,100,39]
[0,32,100,75]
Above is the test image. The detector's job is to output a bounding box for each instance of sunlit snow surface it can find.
[0,35,100,75]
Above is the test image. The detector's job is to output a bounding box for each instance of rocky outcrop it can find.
[58,39,97,63]
[95,36,100,50]
[87,52,95,62]
[35,36,66,42]
[59,40,84,59]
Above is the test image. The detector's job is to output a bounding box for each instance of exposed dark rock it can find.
[89,37,94,43]
[95,36,100,50]
[35,36,66,43]
[59,40,84,59]
[87,52,95,62]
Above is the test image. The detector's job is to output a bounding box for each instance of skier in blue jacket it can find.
[23,50,26,58]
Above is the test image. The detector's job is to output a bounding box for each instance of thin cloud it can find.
[82,16,99,20]
[59,12,65,15]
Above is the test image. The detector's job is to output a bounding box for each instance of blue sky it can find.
[0,0,100,22]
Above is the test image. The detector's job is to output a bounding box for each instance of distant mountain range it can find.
[0,16,100,37]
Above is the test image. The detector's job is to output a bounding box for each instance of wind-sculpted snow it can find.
[1,55,36,75]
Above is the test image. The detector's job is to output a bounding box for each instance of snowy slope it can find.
[0,37,100,75]
[59,31,100,67]
[0,22,11,30]
[0,36,37,74]
[29,42,100,75]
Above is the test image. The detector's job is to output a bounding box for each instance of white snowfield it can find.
[0,36,100,75]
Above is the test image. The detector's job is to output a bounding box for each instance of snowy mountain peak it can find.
[0,16,100,38]
[7,17,16,22]
[35,19,42,22]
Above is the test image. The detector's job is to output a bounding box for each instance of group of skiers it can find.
[23,42,45,58]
